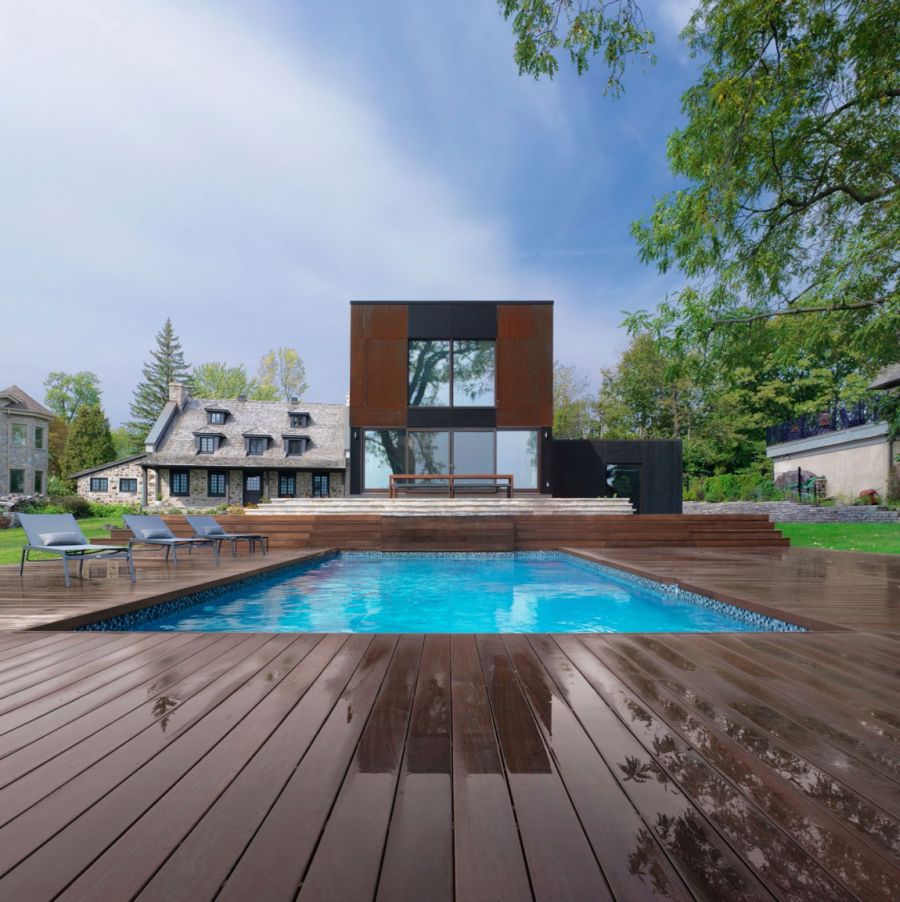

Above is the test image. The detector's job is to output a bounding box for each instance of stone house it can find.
[766,364,899,501]
[75,384,348,508]
[0,385,52,498]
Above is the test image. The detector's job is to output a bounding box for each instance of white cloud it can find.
[0,0,567,420]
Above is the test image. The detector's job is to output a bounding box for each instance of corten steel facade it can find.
[349,301,554,494]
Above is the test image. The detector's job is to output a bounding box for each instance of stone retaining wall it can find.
[683,501,899,523]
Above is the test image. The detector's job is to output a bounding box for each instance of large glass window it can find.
[407,340,495,407]
[312,473,330,497]
[496,430,538,490]
[207,471,227,497]
[278,473,296,497]
[452,431,494,481]
[364,430,407,490]
[170,470,190,496]
[408,431,450,481]
[34,470,44,493]
[452,341,495,406]
[9,469,25,493]
[408,341,450,406]
[11,424,26,447]
[34,427,45,450]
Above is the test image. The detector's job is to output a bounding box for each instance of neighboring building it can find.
[73,386,348,507]
[348,301,683,512]
[0,385,52,498]
[72,454,149,503]
[766,367,900,501]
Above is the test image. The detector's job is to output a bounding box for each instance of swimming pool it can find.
[91,552,803,633]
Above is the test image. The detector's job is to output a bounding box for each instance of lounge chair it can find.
[185,516,269,557]
[18,513,135,588]
[123,514,220,565]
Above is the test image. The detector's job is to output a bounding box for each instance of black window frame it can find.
[312,473,330,497]
[207,410,227,425]
[247,437,267,456]
[170,470,190,496]
[407,338,496,409]
[89,476,109,492]
[118,477,138,493]
[34,426,45,450]
[286,438,306,457]
[34,470,44,493]
[289,413,309,428]
[9,468,25,493]
[198,435,218,454]
[278,473,297,497]
[207,470,227,497]
[10,424,27,447]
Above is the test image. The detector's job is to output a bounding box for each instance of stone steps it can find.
[246,497,635,516]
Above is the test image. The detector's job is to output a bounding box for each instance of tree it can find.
[500,1,899,372]
[62,405,116,480]
[110,425,142,459]
[553,362,598,438]
[257,348,308,402]
[192,362,278,401]
[128,319,192,441]
[498,0,654,94]
[47,417,69,479]
[43,371,102,422]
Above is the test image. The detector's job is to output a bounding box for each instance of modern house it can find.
[74,384,348,507]
[0,385,52,498]
[766,365,900,500]
[348,301,683,512]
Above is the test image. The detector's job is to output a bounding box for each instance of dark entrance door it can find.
[243,472,263,505]
[606,464,641,514]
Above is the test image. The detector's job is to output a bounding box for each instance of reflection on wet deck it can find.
[0,628,897,900]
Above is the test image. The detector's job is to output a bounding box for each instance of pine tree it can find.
[62,405,117,480]
[128,318,192,441]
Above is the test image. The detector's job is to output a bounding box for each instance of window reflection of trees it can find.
[453,341,494,406]
[408,341,450,406]
[407,340,494,407]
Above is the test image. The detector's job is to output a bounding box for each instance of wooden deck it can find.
[0,546,897,899]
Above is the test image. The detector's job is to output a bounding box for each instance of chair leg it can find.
[165,545,171,562]
[19,548,27,577]
[126,550,136,583]
[212,541,220,563]
[171,544,179,566]
[78,556,84,579]
[62,554,71,589]
[232,539,237,558]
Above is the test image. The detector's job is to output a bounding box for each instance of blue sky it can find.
[1,0,698,425]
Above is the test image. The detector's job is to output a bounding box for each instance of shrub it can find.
[684,471,788,503]
[89,502,141,517]
[20,495,94,518]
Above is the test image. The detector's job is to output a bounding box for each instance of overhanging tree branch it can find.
[712,297,893,326]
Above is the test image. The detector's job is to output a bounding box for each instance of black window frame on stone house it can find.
[9,469,25,493]
[312,472,330,497]
[207,470,227,497]
[207,409,228,426]
[278,473,297,497]
[89,477,109,492]
[289,413,309,429]
[197,435,219,454]
[118,477,138,493]
[246,437,268,456]
[285,437,307,457]
[170,470,190,496]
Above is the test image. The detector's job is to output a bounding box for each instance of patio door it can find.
[243,472,263,505]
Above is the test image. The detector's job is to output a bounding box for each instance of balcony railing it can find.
[766,398,885,446]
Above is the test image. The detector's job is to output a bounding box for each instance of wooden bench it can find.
[389,473,514,499]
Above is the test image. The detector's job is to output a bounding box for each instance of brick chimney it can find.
[168,382,189,409]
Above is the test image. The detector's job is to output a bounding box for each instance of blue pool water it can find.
[132,552,797,633]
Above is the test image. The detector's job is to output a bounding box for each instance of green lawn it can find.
[0,516,124,565]
[778,522,900,554]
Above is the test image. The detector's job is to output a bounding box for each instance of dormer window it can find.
[205,408,230,425]
[289,412,310,428]
[247,437,267,455]
[286,437,307,456]
[198,435,218,454]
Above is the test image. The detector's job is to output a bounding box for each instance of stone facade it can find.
[74,458,152,504]
[0,386,52,498]
[683,500,899,523]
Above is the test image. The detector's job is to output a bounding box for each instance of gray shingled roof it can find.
[0,385,53,418]
[70,454,147,479]
[146,397,347,470]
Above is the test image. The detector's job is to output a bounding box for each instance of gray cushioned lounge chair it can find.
[18,513,135,588]
[123,514,220,565]
[185,516,268,557]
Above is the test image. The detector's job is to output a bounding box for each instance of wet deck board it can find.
[0,629,894,900]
